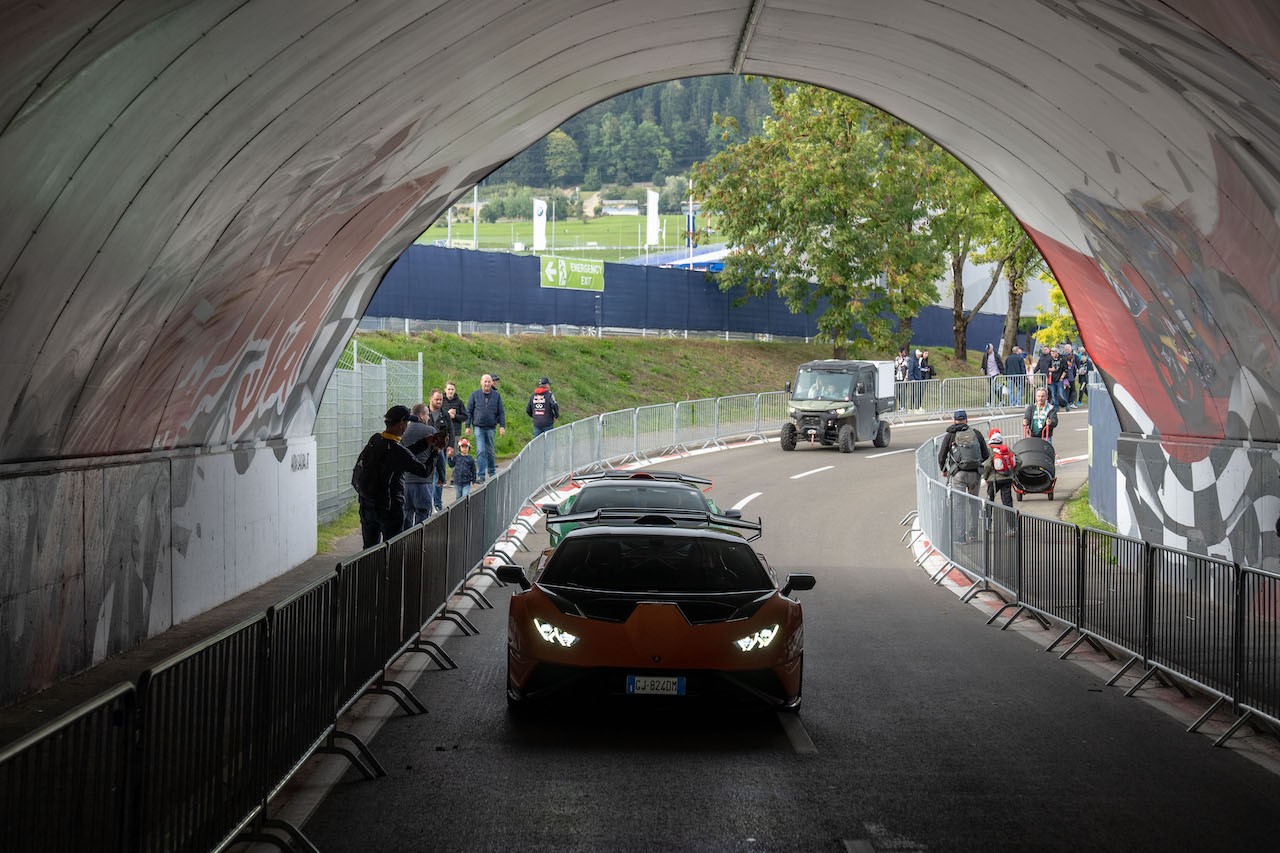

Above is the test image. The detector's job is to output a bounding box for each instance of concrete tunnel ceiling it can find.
[3,0,1280,465]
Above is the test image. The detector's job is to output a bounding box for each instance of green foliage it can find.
[544,130,583,185]
[1034,271,1079,346]
[488,76,774,190]
[692,81,946,355]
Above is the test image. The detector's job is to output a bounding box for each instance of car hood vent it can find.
[542,586,772,624]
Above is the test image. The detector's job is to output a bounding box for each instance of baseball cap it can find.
[384,405,412,424]
[538,376,551,386]
[490,374,500,383]
[458,437,470,449]
[954,409,968,421]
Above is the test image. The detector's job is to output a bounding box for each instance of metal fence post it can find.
[1075,525,1086,633]
[1142,544,1155,668]
[1233,562,1245,716]
[754,393,762,438]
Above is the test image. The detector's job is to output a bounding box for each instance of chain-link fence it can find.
[316,340,423,522]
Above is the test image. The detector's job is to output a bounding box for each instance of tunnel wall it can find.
[0,438,315,705]
[1115,435,1280,574]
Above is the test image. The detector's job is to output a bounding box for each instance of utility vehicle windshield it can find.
[792,370,853,402]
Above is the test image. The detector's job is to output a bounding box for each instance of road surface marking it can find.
[791,466,834,479]
[777,712,817,754]
[865,448,913,459]
[842,841,875,853]
[731,492,762,511]
[1076,427,1089,431]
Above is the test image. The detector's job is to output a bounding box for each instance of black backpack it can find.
[947,427,983,472]
[351,435,394,508]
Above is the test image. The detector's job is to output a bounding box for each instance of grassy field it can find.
[317,331,994,549]
[415,214,696,262]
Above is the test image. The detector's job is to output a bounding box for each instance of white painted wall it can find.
[0,437,317,705]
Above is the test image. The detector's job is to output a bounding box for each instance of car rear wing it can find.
[545,507,762,541]
[569,471,713,486]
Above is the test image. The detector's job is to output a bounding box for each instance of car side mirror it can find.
[785,381,792,394]
[723,509,743,519]
[539,502,559,517]
[780,573,816,597]
[495,564,531,590]
[855,383,866,395]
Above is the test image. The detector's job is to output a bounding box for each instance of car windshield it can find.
[539,535,772,593]
[573,484,709,513]
[793,370,852,402]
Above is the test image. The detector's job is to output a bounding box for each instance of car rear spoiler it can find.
[569,471,713,486]
[545,507,762,541]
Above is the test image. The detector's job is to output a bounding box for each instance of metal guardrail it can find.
[909,421,1280,748]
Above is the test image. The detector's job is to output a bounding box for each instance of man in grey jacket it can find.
[402,402,443,526]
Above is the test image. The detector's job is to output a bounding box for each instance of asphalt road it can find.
[299,415,1280,852]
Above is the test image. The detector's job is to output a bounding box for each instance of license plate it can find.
[626,675,686,696]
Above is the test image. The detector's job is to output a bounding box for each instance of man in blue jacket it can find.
[465,373,505,483]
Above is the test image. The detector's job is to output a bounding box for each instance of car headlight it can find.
[534,617,580,647]
[733,624,780,652]
[835,406,851,415]
[787,407,797,415]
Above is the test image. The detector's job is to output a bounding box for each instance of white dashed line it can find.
[1076,427,1089,431]
[865,448,914,459]
[731,492,762,511]
[790,466,834,480]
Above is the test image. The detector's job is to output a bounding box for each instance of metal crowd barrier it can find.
[0,683,135,853]
[0,375,1113,851]
[909,420,1280,748]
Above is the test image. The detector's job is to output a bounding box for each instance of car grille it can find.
[798,414,824,431]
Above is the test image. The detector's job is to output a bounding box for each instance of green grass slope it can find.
[358,331,987,454]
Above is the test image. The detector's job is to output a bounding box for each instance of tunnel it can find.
[2,0,1279,702]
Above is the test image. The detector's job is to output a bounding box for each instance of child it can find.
[448,437,478,500]
[982,429,1017,534]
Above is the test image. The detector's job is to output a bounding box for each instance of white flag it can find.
[646,189,660,247]
[532,198,548,251]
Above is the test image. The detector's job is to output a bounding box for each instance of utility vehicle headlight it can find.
[534,617,580,648]
[787,407,797,415]
[734,624,780,652]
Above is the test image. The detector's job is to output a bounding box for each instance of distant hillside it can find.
[492,75,774,188]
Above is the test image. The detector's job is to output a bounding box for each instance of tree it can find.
[998,226,1044,355]
[932,165,998,357]
[692,81,947,356]
[1034,271,1079,346]
[544,130,582,186]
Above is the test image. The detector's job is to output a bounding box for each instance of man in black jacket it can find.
[355,405,446,547]
[442,381,468,439]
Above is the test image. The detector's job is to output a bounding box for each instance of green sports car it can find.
[542,471,740,547]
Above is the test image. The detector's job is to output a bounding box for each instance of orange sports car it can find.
[495,510,815,712]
